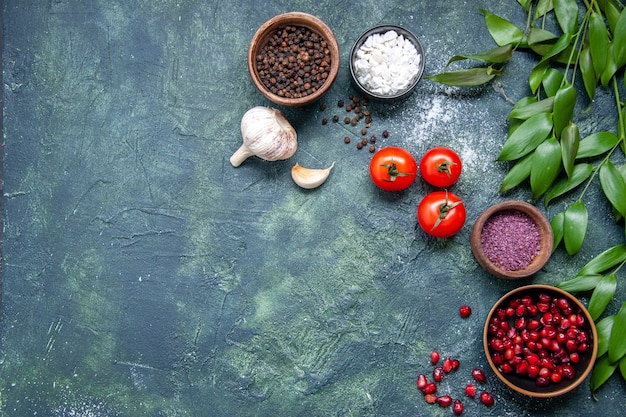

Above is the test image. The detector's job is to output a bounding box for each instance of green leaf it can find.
[544,163,593,206]
[601,43,618,88]
[576,131,619,159]
[551,211,565,251]
[588,273,617,321]
[609,301,626,363]
[552,84,577,138]
[530,137,562,199]
[530,60,549,93]
[590,353,618,395]
[620,355,626,380]
[533,0,554,21]
[446,44,514,65]
[563,201,588,255]
[600,160,626,218]
[498,113,553,160]
[560,122,579,178]
[589,11,609,80]
[479,8,526,47]
[517,0,533,12]
[579,45,597,101]
[508,97,554,120]
[596,315,615,358]
[578,243,626,275]
[556,274,603,292]
[499,153,532,192]
[613,7,626,69]
[554,0,579,34]
[599,0,621,33]
[541,68,564,97]
[425,67,500,86]
[539,33,574,64]
[528,28,560,56]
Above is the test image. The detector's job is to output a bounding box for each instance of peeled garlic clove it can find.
[230,106,298,167]
[291,162,335,189]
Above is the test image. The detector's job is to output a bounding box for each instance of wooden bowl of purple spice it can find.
[471,201,553,279]
[248,12,340,107]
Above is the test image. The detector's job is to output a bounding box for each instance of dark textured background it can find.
[1,1,625,416]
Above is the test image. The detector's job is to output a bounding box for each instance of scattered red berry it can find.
[416,374,427,391]
[464,383,476,398]
[479,391,495,407]
[451,358,460,371]
[442,357,453,373]
[430,350,440,365]
[422,382,437,395]
[453,399,464,415]
[459,305,472,318]
[424,393,437,404]
[433,366,444,382]
[436,394,452,407]
[471,368,487,384]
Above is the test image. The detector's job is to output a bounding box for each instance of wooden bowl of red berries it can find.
[248,12,340,107]
[471,200,553,279]
[483,284,598,398]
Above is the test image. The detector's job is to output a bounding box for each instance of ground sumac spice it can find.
[255,25,332,99]
[480,209,541,271]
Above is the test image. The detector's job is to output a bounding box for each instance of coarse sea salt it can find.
[353,30,421,96]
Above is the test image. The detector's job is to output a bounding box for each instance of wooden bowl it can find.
[471,200,553,279]
[247,12,340,107]
[483,284,597,398]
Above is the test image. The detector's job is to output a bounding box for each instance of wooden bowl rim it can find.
[483,284,598,398]
[247,12,340,107]
[471,200,553,279]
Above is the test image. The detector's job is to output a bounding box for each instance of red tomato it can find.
[419,147,462,188]
[417,191,466,237]
[369,146,417,191]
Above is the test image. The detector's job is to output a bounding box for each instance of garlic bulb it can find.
[230,106,298,167]
[291,162,335,189]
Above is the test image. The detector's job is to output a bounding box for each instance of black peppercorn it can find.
[369,145,376,153]
[356,142,363,149]
[370,135,376,143]
[338,100,344,107]
[382,130,389,138]
[344,117,351,124]
[361,128,368,135]
[322,118,328,125]
[320,102,327,111]
[332,115,339,123]
[344,136,351,144]
[346,104,352,112]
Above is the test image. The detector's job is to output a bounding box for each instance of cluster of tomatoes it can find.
[369,146,465,238]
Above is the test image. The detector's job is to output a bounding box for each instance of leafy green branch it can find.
[427,0,626,397]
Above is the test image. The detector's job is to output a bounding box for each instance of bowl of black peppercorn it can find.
[248,12,340,107]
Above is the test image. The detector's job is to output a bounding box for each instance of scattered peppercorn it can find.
[361,138,368,145]
[356,142,363,149]
[321,118,328,125]
[344,117,351,124]
[332,115,339,123]
[382,130,389,138]
[346,104,353,112]
[370,135,376,143]
[369,145,376,153]
[350,118,358,126]
[354,106,361,114]
[361,128,368,135]
[344,136,351,144]
[338,99,344,107]
[320,102,327,111]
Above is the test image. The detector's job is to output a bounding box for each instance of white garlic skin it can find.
[291,162,335,189]
[230,106,298,167]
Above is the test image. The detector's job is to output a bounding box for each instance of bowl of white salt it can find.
[349,24,425,101]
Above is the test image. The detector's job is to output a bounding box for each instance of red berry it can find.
[464,383,476,398]
[479,391,495,407]
[451,358,460,371]
[433,366,444,382]
[459,305,472,318]
[471,368,487,384]
[416,374,427,391]
[453,399,464,415]
[431,351,440,365]
[424,393,437,404]
[422,382,437,395]
[443,357,453,373]
[436,395,452,407]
